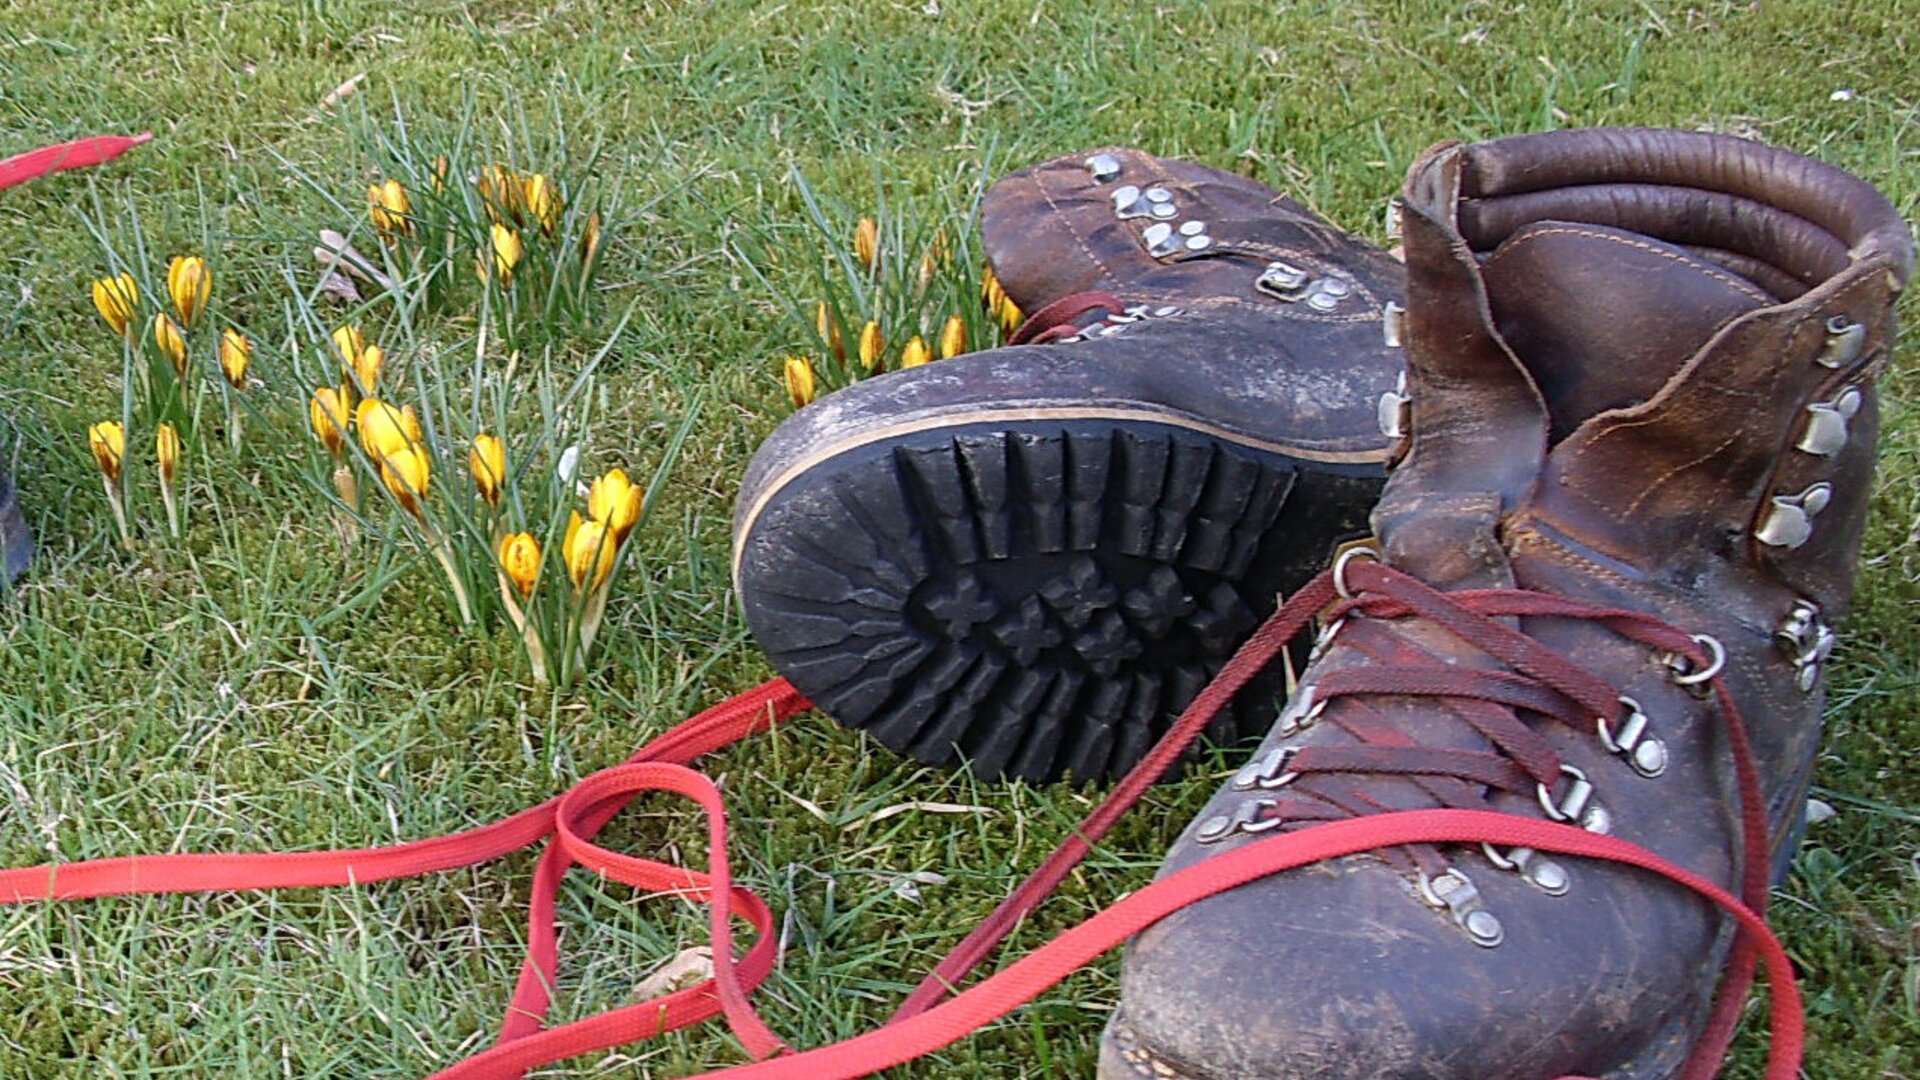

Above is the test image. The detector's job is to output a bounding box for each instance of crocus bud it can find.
[91,273,139,337]
[857,320,884,373]
[783,355,817,408]
[154,313,188,377]
[167,255,211,328]
[581,210,603,266]
[219,328,251,389]
[815,301,845,362]
[350,344,384,397]
[522,173,558,234]
[367,179,413,241]
[854,217,879,271]
[470,434,506,508]
[429,155,450,194]
[88,421,125,485]
[309,387,349,457]
[332,325,367,381]
[356,398,413,461]
[899,334,931,369]
[938,314,967,359]
[586,468,642,543]
[565,513,616,592]
[380,442,432,518]
[499,531,540,598]
[156,423,181,487]
[489,223,524,285]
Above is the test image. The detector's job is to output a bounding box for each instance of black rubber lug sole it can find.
[736,420,1381,784]
[0,473,29,588]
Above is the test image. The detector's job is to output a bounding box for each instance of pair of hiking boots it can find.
[733,128,1912,1078]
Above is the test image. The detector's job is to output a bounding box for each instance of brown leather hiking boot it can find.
[1098,128,1912,1078]
[732,147,1405,783]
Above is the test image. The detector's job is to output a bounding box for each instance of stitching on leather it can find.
[1480,225,1776,304]
[1031,158,1124,291]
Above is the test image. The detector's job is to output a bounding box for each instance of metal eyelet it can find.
[1666,634,1726,687]
[1231,746,1300,791]
[1377,370,1411,438]
[1085,153,1121,183]
[1273,687,1328,737]
[1195,798,1281,844]
[1816,315,1866,369]
[1755,482,1833,549]
[1480,843,1571,896]
[1596,695,1668,778]
[1536,764,1611,833]
[1418,867,1504,947]
[1382,301,1406,348]
[1332,545,1380,600]
[1797,387,1862,457]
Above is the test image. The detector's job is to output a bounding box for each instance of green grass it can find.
[2,1,1917,1077]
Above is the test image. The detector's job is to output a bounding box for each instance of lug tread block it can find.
[907,651,1007,764]
[740,418,1375,783]
[1114,431,1171,557]
[955,434,1013,560]
[1150,439,1213,561]
[898,443,984,564]
[1012,433,1068,554]
[1065,430,1113,550]
[964,669,1053,777]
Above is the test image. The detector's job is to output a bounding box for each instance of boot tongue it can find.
[1480,222,1771,443]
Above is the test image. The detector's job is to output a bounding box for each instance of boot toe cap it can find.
[1105,849,1720,1080]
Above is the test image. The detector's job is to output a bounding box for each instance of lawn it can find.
[1,1,1916,1077]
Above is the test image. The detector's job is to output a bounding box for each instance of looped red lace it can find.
[1006,290,1125,345]
[0,564,1801,1080]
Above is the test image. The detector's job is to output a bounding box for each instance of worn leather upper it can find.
[1107,128,1910,1080]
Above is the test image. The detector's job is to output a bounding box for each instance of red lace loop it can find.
[1005,290,1125,345]
[0,563,1800,1080]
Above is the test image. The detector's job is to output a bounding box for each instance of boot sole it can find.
[734,415,1382,784]
[0,474,28,587]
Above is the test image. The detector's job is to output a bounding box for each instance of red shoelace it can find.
[0,560,1799,1080]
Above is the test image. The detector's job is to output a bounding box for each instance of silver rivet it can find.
[1150,202,1178,220]
[1632,740,1670,778]
[1185,234,1212,252]
[1816,316,1866,369]
[1145,187,1172,203]
[1318,277,1352,297]
[1256,260,1311,300]
[1142,222,1179,258]
[1527,860,1570,896]
[1306,290,1339,312]
[1085,153,1121,182]
[1153,305,1181,317]
[1464,909,1505,947]
[1377,371,1411,439]
[1382,301,1406,347]
[1178,220,1206,236]
[1797,387,1862,456]
[1112,185,1150,219]
[1756,482,1833,549]
[1196,815,1232,843]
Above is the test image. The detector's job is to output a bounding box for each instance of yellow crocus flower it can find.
[522,173,558,234]
[92,273,140,337]
[899,334,931,369]
[309,387,349,458]
[332,325,367,381]
[219,328,251,389]
[586,468,642,543]
[367,179,413,241]
[857,319,884,373]
[854,217,879,271]
[490,223,524,285]
[470,434,507,508]
[815,301,845,362]
[938,314,967,360]
[784,355,818,409]
[156,423,181,487]
[498,531,541,598]
[153,313,188,377]
[379,442,431,518]
[564,512,616,592]
[167,256,211,328]
[88,421,125,485]
[355,398,414,461]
